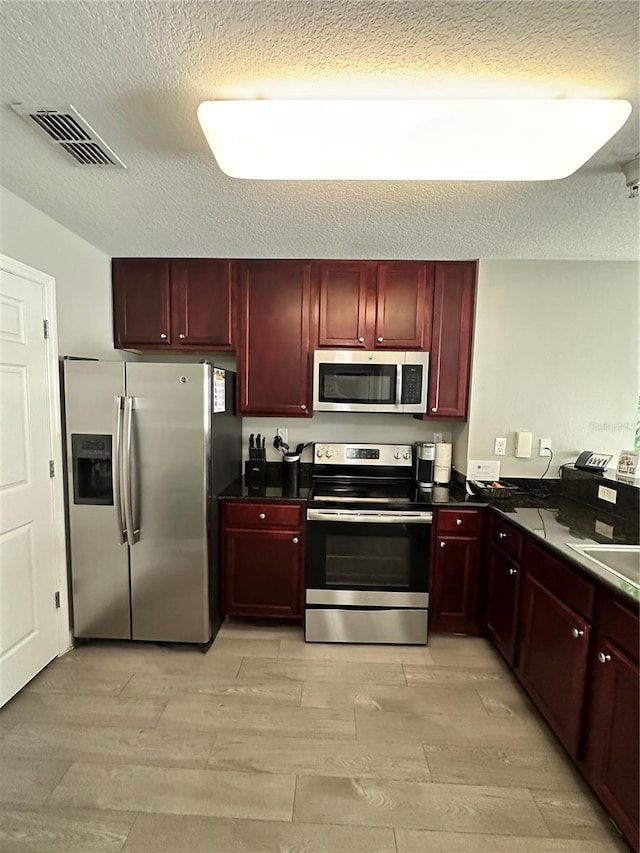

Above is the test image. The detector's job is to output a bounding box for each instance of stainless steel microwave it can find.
[313,350,429,414]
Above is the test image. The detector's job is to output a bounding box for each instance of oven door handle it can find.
[307,509,433,524]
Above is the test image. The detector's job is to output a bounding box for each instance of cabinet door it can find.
[430,536,479,634]
[172,259,234,348]
[224,528,303,619]
[486,546,521,665]
[112,259,171,348]
[237,261,312,416]
[586,639,639,847]
[517,573,590,757]
[317,262,370,347]
[375,262,433,349]
[426,262,476,419]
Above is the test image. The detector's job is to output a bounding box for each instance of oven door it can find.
[306,508,431,600]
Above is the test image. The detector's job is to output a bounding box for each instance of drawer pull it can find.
[377,336,384,343]
[498,532,509,539]
[440,541,445,548]
[259,513,266,520]
[456,518,462,526]
[508,568,517,576]
[598,652,611,664]
[179,333,186,339]
[160,333,167,339]
[292,537,299,544]
[572,628,585,638]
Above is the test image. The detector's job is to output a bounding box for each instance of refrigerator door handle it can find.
[123,395,140,546]
[112,395,126,544]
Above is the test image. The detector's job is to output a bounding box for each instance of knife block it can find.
[245,460,266,484]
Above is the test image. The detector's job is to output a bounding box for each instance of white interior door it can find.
[0,261,61,706]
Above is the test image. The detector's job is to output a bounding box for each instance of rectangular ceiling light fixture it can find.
[197,99,631,181]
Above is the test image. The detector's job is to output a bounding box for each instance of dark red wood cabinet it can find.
[485,518,524,666]
[316,261,434,350]
[221,500,305,620]
[430,508,483,634]
[236,260,312,417]
[425,261,476,419]
[113,258,234,351]
[583,591,639,850]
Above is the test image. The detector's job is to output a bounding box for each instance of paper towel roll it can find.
[434,443,452,485]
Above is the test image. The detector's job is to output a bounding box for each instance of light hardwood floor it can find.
[0,623,628,852]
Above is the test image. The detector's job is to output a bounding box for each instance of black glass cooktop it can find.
[309,479,432,508]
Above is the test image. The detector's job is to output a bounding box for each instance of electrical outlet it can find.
[494,437,507,456]
[276,428,288,446]
[598,485,617,505]
[433,432,444,443]
[539,438,552,456]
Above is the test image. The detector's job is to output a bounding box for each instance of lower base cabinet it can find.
[583,591,639,849]
[430,508,483,634]
[221,500,305,620]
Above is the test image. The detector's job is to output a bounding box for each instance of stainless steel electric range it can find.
[305,443,433,645]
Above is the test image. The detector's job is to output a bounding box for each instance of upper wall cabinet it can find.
[112,258,234,351]
[424,261,476,420]
[316,261,434,350]
[237,260,312,417]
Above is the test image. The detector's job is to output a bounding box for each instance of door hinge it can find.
[55,591,61,608]
[49,460,55,477]
[43,319,50,339]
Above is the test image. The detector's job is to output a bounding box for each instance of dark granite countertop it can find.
[219,479,311,502]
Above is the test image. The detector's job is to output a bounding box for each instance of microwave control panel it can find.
[401,364,425,405]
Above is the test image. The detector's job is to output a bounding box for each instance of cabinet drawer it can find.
[224,501,303,529]
[437,508,482,536]
[492,515,524,561]
[526,540,595,619]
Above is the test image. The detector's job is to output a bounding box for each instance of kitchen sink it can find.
[567,544,640,588]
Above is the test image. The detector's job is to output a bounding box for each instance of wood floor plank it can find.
[302,682,488,716]
[293,776,551,834]
[403,664,508,685]
[1,722,215,769]
[207,638,281,658]
[531,788,624,842]
[48,762,296,822]
[278,640,435,665]
[239,657,407,685]
[122,673,302,705]
[0,804,136,853]
[0,757,70,805]
[424,743,583,790]
[121,812,396,853]
[208,734,431,781]
[0,692,166,729]
[158,698,356,739]
[59,643,243,677]
[395,829,628,852]
[21,662,134,696]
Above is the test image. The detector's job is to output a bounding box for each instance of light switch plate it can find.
[468,459,501,480]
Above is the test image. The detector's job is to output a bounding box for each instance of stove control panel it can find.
[314,443,413,467]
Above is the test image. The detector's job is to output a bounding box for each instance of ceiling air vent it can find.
[10,104,126,168]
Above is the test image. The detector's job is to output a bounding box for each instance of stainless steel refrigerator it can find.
[61,360,241,648]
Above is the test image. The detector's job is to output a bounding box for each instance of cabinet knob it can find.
[259,513,266,520]
[572,628,585,638]
[300,404,307,410]
[292,537,299,544]
[358,337,365,343]
[456,518,462,526]
[160,333,167,339]
[377,336,384,343]
[598,652,611,663]
[498,532,509,539]
[431,407,437,413]
[509,568,517,576]
[440,541,445,548]
[179,333,186,339]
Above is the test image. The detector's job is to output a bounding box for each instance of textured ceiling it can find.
[0,1,638,260]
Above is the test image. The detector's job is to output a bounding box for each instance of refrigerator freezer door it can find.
[63,360,131,639]
[125,363,211,643]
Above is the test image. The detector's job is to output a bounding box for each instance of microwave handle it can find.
[395,364,403,409]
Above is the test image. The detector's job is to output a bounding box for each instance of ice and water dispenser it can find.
[71,434,113,505]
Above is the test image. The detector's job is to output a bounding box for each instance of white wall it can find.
[0,186,117,359]
[464,259,639,477]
